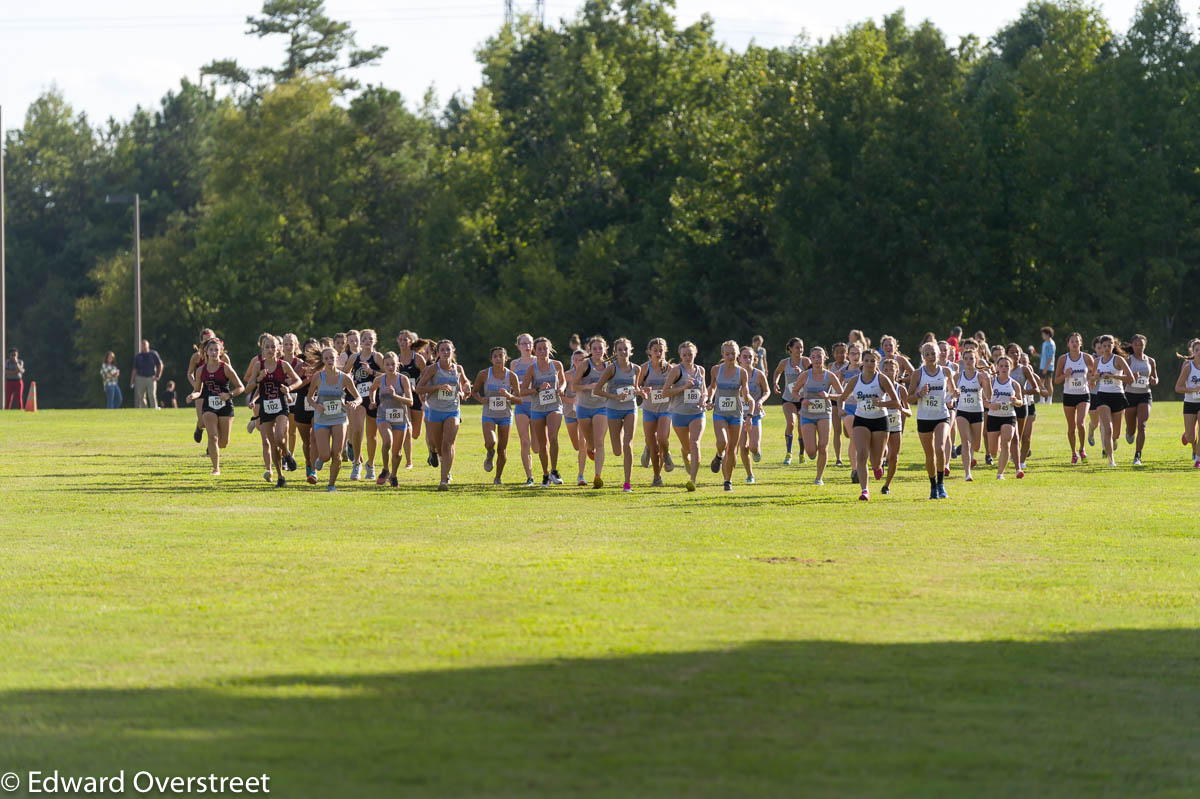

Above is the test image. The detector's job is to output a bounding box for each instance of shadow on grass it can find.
[2,631,1197,797]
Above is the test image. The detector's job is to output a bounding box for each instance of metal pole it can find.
[134,193,141,356]
[1,104,6,388]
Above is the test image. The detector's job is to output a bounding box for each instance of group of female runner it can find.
[183,327,1199,496]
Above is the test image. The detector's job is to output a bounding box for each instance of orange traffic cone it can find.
[24,381,37,413]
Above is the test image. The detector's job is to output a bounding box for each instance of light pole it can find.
[105,193,141,358]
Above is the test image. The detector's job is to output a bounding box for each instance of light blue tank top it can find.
[575,358,607,409]
[510,358,534,408]
[530,361,562,412]
[672,365,704,414]
[643,361,671,412]
[781,358,804,403]
[482,367,512,419]
[425,364,460,413]
[313,369,348,426]
[713,363,741,416]
[801,368,832,420]
[605,362,638,410]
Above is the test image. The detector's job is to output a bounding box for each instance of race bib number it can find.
[207,395,225,410]
[860,398,875,412]
[650,389,665,404]
[959,392,979,410]
[807,398,827,414]
[1134,375,1149,388]
[539,389,557,405]
[999,402,1011,414]
[303,395,314,412]
[922,395,942,410]
[356,381,372,398]
[617,386,635,403]
[323,399,343,416]
[887,410,901,428]
[684,388,701,405]
[1068,375,1086,391]
[262,398,282,415]
[489,396,507,412]
[1100,375,1117,389]
[385,408,406,423]
[718,396,738,413]
[437,387,455,401]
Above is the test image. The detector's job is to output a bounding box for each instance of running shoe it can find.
[663,451,675,472]
[752,449,761,463]
[306,469,317,485]
[578,476,587,486]
[1016,470,1024,479]
[550,470,563,485]
[437,481,449,491]
[835,460,844,468]
[1071,453,1078,465]
[881,485,891,496]
[965,474,973,482]
[723,480,732,492]
[881,459,888,470]
[783,453,792,465]
[406,462,414,470]
[276,475,286,488]
[1194,456,1200,469]
[376,469,389,486]
[285,453,298,472]
[314,457,324,472]
[858,489,869,501]
[484,450,494,472]
[364,464,376,481]
[873,466,883,480]
[1133,453,1142,466]
[710,454,722,473]
[1126,432,1135,445]
[1087,429,1095,447]
[263,470,272,483]
[640,447,650,468]
[797,451,805,464]
[985,454,993,466]
[928,486,937,500]
[588,449,595,461]
[1019,462,1027,471]
[623,482,633,493]
[746,475,756,485]
[996,473,1005,480]
[970,458,978,468]
[193,427,203,444]
[1112,439,1119,452]
[247,418,257,434]
[952,445,962,458]
[542,475,551,487]
[350,462,361,481]
[1183,434,1190,447]
[345,443,354,462]
[651,475,664,487]
[493,477,502,486]
[210,468,220,476]
[1079,449,1088,461]
[943,467,951,477]
[937,484,948,499]
[389,474,398,487]
[428,450,439,468]
[326,484,337,492]
[524,477,536,488]
[685,479,696,492]
[813,478,824,486]
[850,469,858,484]
[593,476,604,489]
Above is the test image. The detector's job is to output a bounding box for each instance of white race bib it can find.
[437,387,455,401]
[539,388,557,405]
[999,402,1011,414]
[1134,375,1149,388]
[887,410,901,428]
[1100,375,1117,389]
[959,392,979,410]
[617,386,635,403]
[922,395,942,410]
[1068,375,1086,391]
[323,398,343,416]
[385,407,406,423]
[860,398,875,412]
[806,397,827,414]
[207,395,225,410]
[718,396,738,413]
[356,381,372,398]
[684,388,701,405]
[489,396,507,412]
[262,397,282,415]
[650,389,665,404]
[303,395,314,412]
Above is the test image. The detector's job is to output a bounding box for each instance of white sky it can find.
[0,0,1185,131]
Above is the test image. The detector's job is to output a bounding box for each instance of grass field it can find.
[1,405,1199,797]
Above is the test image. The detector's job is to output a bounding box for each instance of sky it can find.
[0,0,1187,132]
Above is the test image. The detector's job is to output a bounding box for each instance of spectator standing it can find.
[4,348,24,410]
[1039,327,1056,404]
[101,351,122,408]
[160,380,179,409]
[947,327,962,360]
[131,339,163,409]
[751,335,767,374]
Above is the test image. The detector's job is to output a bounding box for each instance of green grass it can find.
[1,405,1198,797]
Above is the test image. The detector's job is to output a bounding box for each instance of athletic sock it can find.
[929,477,937,490]
[937,473,944,487]
[785,434,793,453]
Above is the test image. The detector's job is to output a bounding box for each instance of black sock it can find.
[930,477,937,490]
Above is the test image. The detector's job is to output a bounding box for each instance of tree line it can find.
[4,0,1199,407]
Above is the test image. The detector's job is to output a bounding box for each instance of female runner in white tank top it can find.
[521,337,567,487]
[839,349,902,501]
[908,342,957,500]
[1123,334,1157,465]
[879,358,910,496]
[954,347,984,482]
[571,336,611,489]
[984,355,1025,479]
[1012,349,1045,472]
[737,345,772,485]
[593,337,643,493]
[938,340,958,469]
[838,343,864,481]
[663,341,708,492]
[1053,332,1095,464]
[637,338,676,486]
[790,346,844,486]
[344,329,384,481]
[1174,339,1200,467]
[1092,334,1134,467]
[705,340,751,491]
[471,346,519,485]
[771,338,809,465]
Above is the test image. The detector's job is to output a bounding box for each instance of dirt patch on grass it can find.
[751,557,835,565]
